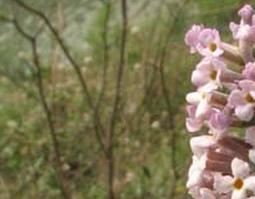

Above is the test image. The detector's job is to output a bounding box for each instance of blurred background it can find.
[0,0,251,198]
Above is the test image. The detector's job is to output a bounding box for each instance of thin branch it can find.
[10,17,72,199]
[107,0,128,199]
[11,0,107,155]
[95,0,111,114]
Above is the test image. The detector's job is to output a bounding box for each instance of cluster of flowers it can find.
[185,5,255,199]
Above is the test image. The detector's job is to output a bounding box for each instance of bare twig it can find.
[107,0,128,198]
[95,0,112,114]
[10,17,72,199]
[11,0,108,155]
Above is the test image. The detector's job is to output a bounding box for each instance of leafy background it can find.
[0,0,251,198]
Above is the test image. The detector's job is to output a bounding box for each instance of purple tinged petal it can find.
[186,118,203,133]
[230,16,255,42]
[230,22,240,39]
[238,4,254,23]
[239,79,255,91]
[185,24,204,53]
[209,111,231,134]
[186,118,201,132]
[192,57,226,88]
[197,29,224,57]
[186,105,197,118]
[198,29,220,47]
[191,70,210,87]
[228,90,245,107]
[236,24,255,42]
[235,104,254,121]
[242,62,255,80]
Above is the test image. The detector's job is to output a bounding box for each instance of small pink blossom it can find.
[191,57,226,89]
[208,111,231,135]
[185,24,204,53]
[228,80,255,121]
[238,4,254,23]
[186,105,204,132]
[185,26,224,57]
[185,4,255,199]
[214,158,255,199]
[230,22,255,42]
[186,89,212,118]
[196,29,224,57]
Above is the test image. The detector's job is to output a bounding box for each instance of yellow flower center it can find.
[245,93,255,103]
[233,178,244,190]
[209,42,217,52]
[210,70,217,80]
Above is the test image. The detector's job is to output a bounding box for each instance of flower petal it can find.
[186,118,203,133]
[239,80,255,92]
[191,70,210,87]
[231,189,246,199]
[231,158,250,179]
[196,100,210,118]
[248,149,255,164]
[214,173,233,194]
[244,176,255,192]
[245,127,255,146]
[228,90,245,107]
[190,136,216,156]
[186,92,202,104]
[200,188,216,199]
[235,105,254,121]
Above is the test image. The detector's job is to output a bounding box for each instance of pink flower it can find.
[238,4,254,23]
[191,57,226,89]
[208,111,231,135]
[230,22,255,42]
[242,62,255,81]
[185,4,255,199]
[187,154,207,188]
[185,24,204,53]
[196,29,224,57]
[186,105,204,132]
[190,135,216,157]
[228,80,255,121]
[186,89,212,118]
[185,26,224,57]
[214,158,255,199]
